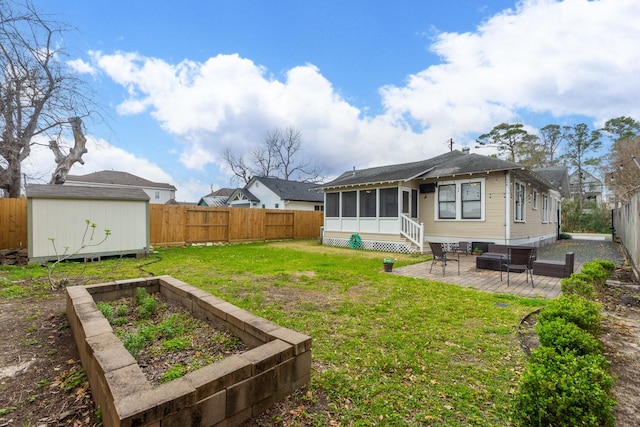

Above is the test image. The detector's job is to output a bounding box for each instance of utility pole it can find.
[447,138,454,151]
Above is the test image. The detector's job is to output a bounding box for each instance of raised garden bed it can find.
[65,276,312,427]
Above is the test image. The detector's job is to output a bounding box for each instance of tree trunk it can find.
[49,117,88,185]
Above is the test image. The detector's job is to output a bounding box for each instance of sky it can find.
[23,0,640,202]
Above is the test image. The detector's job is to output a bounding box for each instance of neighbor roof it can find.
[26,184,150,201]
[253,176,324,202]
[66,170,176,191]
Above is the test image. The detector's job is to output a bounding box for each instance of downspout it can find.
[504,170,510,245]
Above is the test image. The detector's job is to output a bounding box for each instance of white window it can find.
[514,182,525,222]
[154,191,160,199]
[542,194,549,222]
[461,182,481,219]
[532,190,538,209]
[435,179,484,221]
[438,184,456,219]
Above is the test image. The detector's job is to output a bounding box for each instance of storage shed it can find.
[26,184,150,263]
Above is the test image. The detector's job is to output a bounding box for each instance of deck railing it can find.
[400,214,424,253]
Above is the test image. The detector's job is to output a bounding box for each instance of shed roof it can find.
[26,184,150,201]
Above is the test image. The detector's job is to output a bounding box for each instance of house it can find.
[316,149,567,253]
[65,170,177,204]
[226,176,324,211]
[569,170,603,204]
[197,188,235,207]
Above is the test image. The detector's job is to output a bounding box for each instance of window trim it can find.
[514,181,526,222]
[434,178,485,221]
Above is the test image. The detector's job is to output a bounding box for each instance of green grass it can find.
[0,240,546,425]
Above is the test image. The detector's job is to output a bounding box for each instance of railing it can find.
[400,214,424,253]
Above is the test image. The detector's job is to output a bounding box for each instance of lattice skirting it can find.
[322,237,420,254]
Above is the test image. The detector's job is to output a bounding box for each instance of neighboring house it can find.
[197,188,235,207]
[316,149,567,253]
[226,176,324,211]
[569,170,603,204]
[65,170,177,204]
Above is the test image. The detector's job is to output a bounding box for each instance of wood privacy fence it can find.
[149,205,323,245]
[0,199,324,249]
[0,198,28,249]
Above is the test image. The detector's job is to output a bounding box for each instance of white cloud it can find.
[67,58,96,75]
[83,0,640,188]
[381,0,640,130]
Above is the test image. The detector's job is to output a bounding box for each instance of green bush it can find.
[513,347,616,427]
[581,262,610,288]
[558,232,572,240]
[560,274,596,299]
[593,259,616,273]
[536,317,602,356]
[537,294,601,334]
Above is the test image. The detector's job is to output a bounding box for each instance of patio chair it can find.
[500,247,534,287]
[454,241,471,255]
[428,242,460,276]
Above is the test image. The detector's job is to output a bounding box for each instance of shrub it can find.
[537,294,601,334]
[536,317,602,356]
[594,259,616,273]
[513,347,616,427]
[581,261,610,290]
[560,274,596,299]
[558,232,572,240]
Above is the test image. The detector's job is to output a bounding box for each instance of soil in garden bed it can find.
[99,289,248,385]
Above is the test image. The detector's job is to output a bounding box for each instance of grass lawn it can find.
[1,240,546,426]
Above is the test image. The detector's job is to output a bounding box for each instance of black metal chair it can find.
[500,247,535,287]
[428,242,460,276]
[454,241,471,255]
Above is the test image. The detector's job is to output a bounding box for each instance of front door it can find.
[401,189,418,219]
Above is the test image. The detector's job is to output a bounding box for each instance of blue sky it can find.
[26,0,640,202]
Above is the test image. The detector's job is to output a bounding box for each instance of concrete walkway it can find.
[391,254,571,299]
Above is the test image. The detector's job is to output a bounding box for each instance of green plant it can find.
[473,247,483,254]
[560,274,596,299]
[59,367,87,392]
[383,258,396,264]
[536,317,602,356]
[0,407,16,416]
[134,287,157,319]
[581,261,610,289]
[97,302,114,321]
[593,259,616,273]
[558,232,572,240]
[159,363,186,383]
[513,346,616,427]
[537,294,602,334]
[162,337,191,351]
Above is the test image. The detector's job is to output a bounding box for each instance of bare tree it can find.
[223,126,326,185]
[0,1,94,197]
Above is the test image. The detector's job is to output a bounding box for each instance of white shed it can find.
[26,184,150,263]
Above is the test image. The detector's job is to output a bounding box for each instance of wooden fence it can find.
[0,199,324,250]
[0,198,28,249]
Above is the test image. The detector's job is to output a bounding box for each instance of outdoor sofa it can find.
[476,244,537,271]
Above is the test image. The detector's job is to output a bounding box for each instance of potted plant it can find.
[473,247,483,255]
[383,257,397,272]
